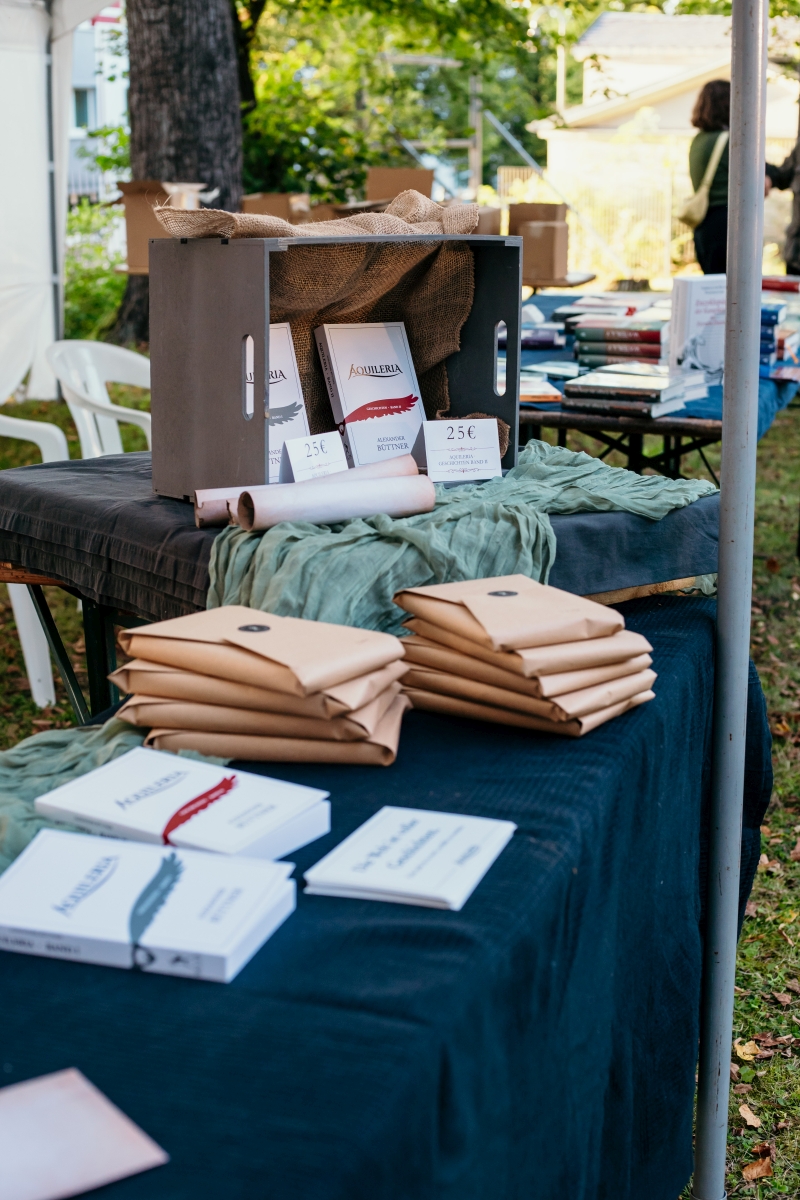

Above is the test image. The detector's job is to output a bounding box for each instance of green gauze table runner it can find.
[208,440,716,635]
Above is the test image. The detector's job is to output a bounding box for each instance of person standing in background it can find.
[688,80,731,274]
[765,146,800,276]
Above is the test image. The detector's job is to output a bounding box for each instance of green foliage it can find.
[77,125,131,175]
[241,0,550,199]
[64,200,126,341]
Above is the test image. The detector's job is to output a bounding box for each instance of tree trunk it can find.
[109,0,242,344]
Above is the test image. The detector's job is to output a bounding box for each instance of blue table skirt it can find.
[0,599,772,1200]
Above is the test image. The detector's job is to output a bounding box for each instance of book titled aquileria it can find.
[314,322,426,467]
[34,747,330,860]
[267,323,310,484]
[0,830,296,981]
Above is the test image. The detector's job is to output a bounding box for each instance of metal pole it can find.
[692,0,768,1195]
[45,6,61,344]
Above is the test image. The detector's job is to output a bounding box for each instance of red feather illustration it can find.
[344,394,419,423]
[161,775,237,844]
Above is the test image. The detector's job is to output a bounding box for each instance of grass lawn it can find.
[0,392,798,1192]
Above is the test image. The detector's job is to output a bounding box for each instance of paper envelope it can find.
[145,693,411,766]
[393,576,624,651]
[401,618,651,678]
[119,607,403,697]
[118,683,401,743]
[109,659,407,718]
[404,665,656,722]
[401,635,652,699]
[405,688,654,738]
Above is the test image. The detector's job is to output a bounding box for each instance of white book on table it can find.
[0,829,296,982]
[668,275,726,385]
[314,322,425,467]
[304,805,516,911]
[268,322,310,484]
[34,746,330,860]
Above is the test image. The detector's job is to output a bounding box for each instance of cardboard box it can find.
[518,220,568,285]
[508,202,567,235]
[241,193,311,221]
[117,181,170,275]
[366,167,435,201]
[476,206,502,235]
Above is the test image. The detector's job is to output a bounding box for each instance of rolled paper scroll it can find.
[194,453,420,528]
[237,473,435,531]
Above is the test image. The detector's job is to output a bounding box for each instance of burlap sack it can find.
[153,190,478,432]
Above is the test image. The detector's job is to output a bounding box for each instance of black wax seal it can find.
[488,590,517,597]
[238,624,271,632]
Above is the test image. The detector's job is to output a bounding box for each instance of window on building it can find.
[74,88,96,129]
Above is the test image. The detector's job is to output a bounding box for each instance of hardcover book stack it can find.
[561,364,707,418]
[394,576,655,738]
[572,319,668,369]
[760,300,787,378]
[113,607,410,765]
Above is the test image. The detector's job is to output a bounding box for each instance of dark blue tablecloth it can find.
[0,598,772,1200]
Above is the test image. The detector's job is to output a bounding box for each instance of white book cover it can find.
[304,805,516,911]
[668,275,726,385]
[314,322,425,467]
[0,830,296,982]
[268,323,310,483]
[34,747,329,860]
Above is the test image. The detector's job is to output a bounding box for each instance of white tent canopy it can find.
[0,0,105,402]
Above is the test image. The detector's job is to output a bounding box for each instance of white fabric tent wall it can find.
[0,0,105,404]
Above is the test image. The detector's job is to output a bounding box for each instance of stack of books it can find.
[393,576,655,738]
[760,300,787,378]
[114,606,410,766]
[561,366,706,418]
[572,319,668,369]
[0,828,297,982]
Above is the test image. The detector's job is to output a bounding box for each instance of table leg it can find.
[82,598,118,715]
[628,433,644,474]
[26,585,90,724]
[557,427,567,448]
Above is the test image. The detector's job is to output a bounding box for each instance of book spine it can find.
[576,343,661,358]
[561,398,653,416]
[576,355,663,368]
[575,329,661,343]
[313,328,345,424]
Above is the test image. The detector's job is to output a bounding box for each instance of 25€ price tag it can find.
[413,419,503,483]
[279,430,348,483]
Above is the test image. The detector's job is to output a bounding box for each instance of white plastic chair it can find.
[0,413,70,707]
[45,340,151,458]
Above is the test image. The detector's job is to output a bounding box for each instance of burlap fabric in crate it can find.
[155,191,479,434]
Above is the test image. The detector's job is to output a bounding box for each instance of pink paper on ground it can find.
[0,1068,168,1200]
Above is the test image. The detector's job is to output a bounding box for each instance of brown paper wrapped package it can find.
[118,682,401,742]
[109,659,408,718]
[393,575,624,651]
[118,606,403,696]
[401,634,652,699]
[405,688,654,738]
[402,617,651,677]
[144,693,410,765]
[404,665,656,722]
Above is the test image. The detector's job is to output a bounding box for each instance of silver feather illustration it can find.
[129,852,183,949]
[267,401,303,426]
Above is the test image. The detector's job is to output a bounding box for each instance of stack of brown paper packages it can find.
[111,607,410,765]
[394,575,656,737]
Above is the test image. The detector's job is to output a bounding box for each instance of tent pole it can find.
[691,0,768,1196]
[45,3,62,344]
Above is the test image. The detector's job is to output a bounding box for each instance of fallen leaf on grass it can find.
[776,1119,791,1131]
[790,838,800,862]
[773,992,792,1006]
[731,1061,741,1080]
[740,1103,762,1128]
[772,721,792,738]
[735,1039,760,1061]
[735,986,752,995]
[742,1142,774,1181]
[745,900,758,918]
[785,978,800,994]
[733,1083,753,1093]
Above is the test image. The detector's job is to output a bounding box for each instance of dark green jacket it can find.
[689,131,729,209]
[766,143,800,268]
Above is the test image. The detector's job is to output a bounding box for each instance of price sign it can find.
[413,419,503,483]
[279,430,349,483]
